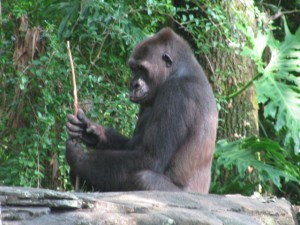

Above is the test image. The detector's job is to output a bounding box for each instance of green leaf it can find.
[254,18,300,154]
[215,137,300,190]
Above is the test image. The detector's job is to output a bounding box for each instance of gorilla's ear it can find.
[162,53,173,68]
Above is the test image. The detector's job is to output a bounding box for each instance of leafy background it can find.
[0,0,300,203]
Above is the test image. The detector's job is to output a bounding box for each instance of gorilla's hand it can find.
[66,108,105,146]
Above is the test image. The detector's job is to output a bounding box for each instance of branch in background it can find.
[67,41,78,115]
[226,73,261,100]
[67,41,80,191]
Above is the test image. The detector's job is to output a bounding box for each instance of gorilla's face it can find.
[128,62,151,104]
[128,44,173,105]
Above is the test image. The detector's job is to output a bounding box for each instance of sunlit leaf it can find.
[250,18,300,154]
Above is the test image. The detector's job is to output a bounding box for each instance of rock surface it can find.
[0,186,298,225]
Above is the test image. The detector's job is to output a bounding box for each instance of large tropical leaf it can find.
[253,19,300,154]
[214,137,300,190]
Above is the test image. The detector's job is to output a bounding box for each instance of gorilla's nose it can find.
[131,78,144,91]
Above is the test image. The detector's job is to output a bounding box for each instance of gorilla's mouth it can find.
[129,93,148,103]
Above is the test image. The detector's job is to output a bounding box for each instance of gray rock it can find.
[0,186,298,225]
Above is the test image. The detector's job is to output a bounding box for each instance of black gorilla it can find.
[66,28,218,193]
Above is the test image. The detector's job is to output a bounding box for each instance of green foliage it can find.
[211,137,300,195]
[174,1,231,54]
[240,18,300,154]
[203,4,300,201]
[0,35,72,189]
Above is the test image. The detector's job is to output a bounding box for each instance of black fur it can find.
[66,28,218,193]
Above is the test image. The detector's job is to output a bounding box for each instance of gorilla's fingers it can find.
[68,114,84,127]
[66,122,83,139]
[66,122,83,133]
[67,130,82,139]
[77,109,91,126]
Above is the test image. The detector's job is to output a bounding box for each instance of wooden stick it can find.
[67,41,80,191]
[67,41,78,115]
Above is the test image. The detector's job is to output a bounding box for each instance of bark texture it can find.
[200,1,259,140]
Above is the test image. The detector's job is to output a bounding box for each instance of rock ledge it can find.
[0,186,298,225]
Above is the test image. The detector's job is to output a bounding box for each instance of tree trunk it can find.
[206,1,259,140]
[203,38,259,140]
[174,0,258,140]
[6,16,44,128]
[173,0,259,140]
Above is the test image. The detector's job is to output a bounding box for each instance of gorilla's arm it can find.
[66,109,130,150]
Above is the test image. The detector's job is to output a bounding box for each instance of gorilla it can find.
[66,28,218,193]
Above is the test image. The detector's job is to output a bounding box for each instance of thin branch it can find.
[66,41,80,191]
[67,41,78,115]
[226,73,261,100]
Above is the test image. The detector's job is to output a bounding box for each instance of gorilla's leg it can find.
[134,170,182,191]
[69,168,95,191]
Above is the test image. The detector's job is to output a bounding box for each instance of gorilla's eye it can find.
[162,53,173,68]
[136,64,148,74]
[129,61,145,72]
